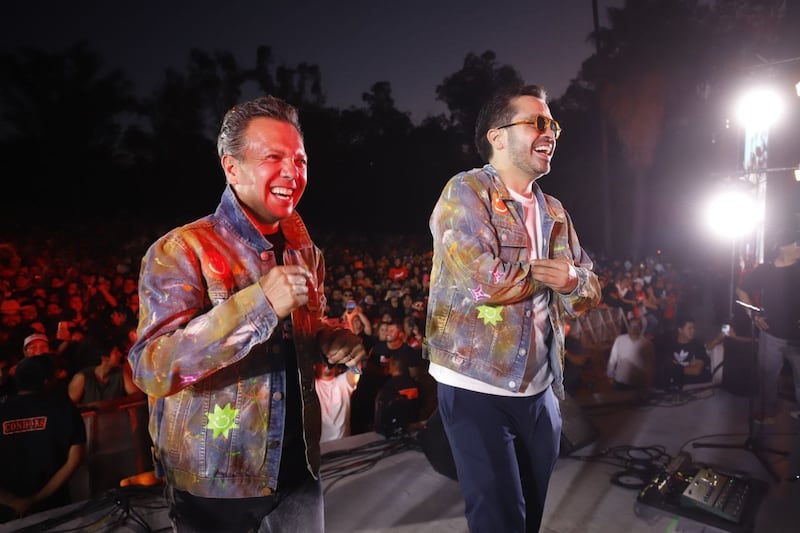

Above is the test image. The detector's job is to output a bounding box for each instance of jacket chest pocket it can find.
[492,216,528,263]
[548,222,571,261]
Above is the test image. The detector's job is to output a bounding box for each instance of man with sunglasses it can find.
[424,84,600,532]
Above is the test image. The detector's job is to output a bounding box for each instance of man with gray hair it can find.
[129,95,366,532]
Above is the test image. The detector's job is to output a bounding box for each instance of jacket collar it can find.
[215,185,314,251]
[483,164,565,224]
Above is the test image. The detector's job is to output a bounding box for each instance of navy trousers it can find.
[437,382,562,533]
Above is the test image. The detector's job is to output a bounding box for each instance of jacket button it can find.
[508,380,517,388]
[260,251,271,261]
[272,391,283,401]
[261,488,273,496]
[518,348,526,356]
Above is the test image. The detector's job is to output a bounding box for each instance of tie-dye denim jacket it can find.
[424,165,601,399]
[128,186,327,498]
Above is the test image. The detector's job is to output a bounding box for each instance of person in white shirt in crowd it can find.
[607,312,655,391]
[314,361,360,443]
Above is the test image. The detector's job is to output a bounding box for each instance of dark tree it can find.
[435,50,524,162]
[0,43,137,226]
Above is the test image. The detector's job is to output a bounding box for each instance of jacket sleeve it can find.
[128,235,278,398]
[552,209,601,317]
[430,174,538,305]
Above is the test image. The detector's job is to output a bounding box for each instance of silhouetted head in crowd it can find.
[15,354,56,393]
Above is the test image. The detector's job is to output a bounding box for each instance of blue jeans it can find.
[167,476,323,533]
[757,330,800,417]
[437,383,562,533]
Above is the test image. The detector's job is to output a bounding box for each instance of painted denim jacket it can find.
[424,165,601,399]
[128,186,328,498]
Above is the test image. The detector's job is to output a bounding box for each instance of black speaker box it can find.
[417,407,458,481]
[559,395,597,456]
[721,339,756,397]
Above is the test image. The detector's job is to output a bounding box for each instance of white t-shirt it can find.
[607,334,654,387]
[316,373,357,443]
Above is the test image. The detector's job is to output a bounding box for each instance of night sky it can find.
[1,0,624,122]
[5,1,797,261]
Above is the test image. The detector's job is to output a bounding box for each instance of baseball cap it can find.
[23,332,50,351]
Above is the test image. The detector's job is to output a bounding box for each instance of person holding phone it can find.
[342,300,372,338]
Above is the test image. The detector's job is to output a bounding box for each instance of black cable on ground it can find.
[321,434,420,494]
[566,444,670,491]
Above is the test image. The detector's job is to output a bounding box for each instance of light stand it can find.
[727,239,736,322]
[692,300,788,482]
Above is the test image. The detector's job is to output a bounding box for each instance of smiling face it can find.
[222,117,308,231]
[24,339,49,357]
[488,95,557,193]
[384,324,404,347]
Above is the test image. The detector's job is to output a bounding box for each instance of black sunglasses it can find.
[495,115,561,139]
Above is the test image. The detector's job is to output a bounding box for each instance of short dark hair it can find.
[15,355,56,392]
[217,95,303,159]
[86,335,119,365]
[474,84,548,162]
[386,318,404,329]
[773,227,800,248]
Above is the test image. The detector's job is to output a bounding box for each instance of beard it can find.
[507,132,550,178]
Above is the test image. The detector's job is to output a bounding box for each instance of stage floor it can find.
[4,386,799,533]
[322,386,800,533]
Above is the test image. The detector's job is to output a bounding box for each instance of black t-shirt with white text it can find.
[655,335,711,388]
[0,391,86,512]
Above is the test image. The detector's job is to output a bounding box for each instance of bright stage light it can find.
[705,188,759,240]
[736,88,783,131]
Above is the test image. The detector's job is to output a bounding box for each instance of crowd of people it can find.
[0,216,743,520]
[0,218,722,514]
[0,223,708,516]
